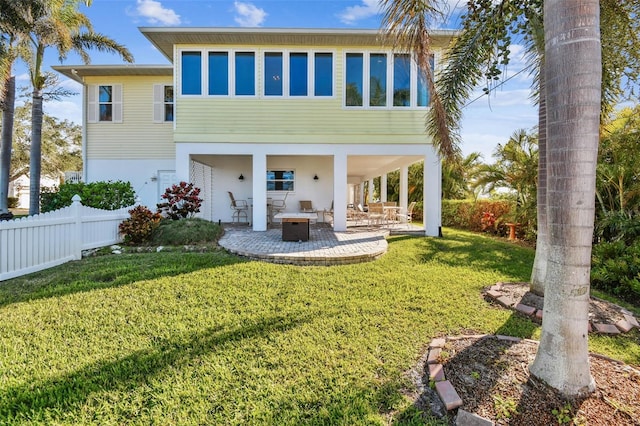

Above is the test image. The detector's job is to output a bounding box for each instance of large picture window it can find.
[289,52,308,96]
[314,53,333,96]
[267,170,295,191]
[345,51,434,108]
[181,51,202,95]
[235,52,255,96]
[264,52,283,96]
[208,52,229,95]
[345,53,363,106]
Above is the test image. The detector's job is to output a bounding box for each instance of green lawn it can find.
[1,228,638,425]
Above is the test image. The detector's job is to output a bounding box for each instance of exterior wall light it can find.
[313,174,319,181]
[239,174,245,181]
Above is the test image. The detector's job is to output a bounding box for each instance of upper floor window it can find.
[87,84,122,123]
[181,51,202,95]
[179,49,333,99]
[264,52,283,96]
[235,51,255,96]
[346,51,433,109]
[314,53,333,96]
[99,85,113,121]
[154,84,174,122]
[345,53,363,106]
[208,52,229,95]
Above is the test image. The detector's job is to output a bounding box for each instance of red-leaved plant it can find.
[119,205,162,244]
[157,181,203,220]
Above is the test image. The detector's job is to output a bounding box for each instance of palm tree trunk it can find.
[529,0,601,397]
[29,90,43,216]
[530,67,547,295]
[0,76,16,216]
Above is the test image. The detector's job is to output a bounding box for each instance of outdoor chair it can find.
[323,200,334,224]
[228,191,248,223]
[366,202,386,227]
[399,201,417,224]
[382,201,399,224]
[352,204,369,225]
[271,192,288,217]
[299,200,317,224]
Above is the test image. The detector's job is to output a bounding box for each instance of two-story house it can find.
[54,27,454,235]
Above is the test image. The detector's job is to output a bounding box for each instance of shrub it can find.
[41,181,136,212]
[442,199,513,234]
[157,182,202,220]
[8,197,18,208]
[119,205,162,245]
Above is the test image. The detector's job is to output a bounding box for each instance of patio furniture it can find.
[271,192,288,217]
[322,200,334,224]
[299,200,318,224]
[399,201,417,224]
[382,201,400,225]
[352,204,369,225]
[366,203,386,227]
[228,191,248,223]
[274,212,318,241]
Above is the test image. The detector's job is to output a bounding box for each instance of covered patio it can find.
[179,143,442,237]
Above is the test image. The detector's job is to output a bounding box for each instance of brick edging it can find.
[483,282,640,335]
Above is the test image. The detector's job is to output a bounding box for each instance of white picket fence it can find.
[0,195,133,281]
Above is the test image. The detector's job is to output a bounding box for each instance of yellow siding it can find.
[85,76,174,159]
[174,44,440,145]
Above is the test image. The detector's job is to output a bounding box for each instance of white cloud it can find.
[136,0,181,25]
[338,0,380,25]
[234,2,267,27]
[45,98,83,125]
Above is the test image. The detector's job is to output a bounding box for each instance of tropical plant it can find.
[156,182,203,220]
[119,205,162,245]
[40,180,135,212]
[596,106,640,216]
[19,0,133,215]
[442,152,485,200]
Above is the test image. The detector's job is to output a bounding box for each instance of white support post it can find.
[175,145,190,183]
[381,174,387,202]
[358,183,364,207]
[333,153,348,231]
[368,178,374,203]
[252,153,268,231]
[423,146,441,236]
[400,166,408,213]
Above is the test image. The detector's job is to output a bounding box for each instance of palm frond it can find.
[70,32,134,63]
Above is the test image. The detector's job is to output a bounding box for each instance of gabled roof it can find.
[140,27,457,62]
[52,65,173,84]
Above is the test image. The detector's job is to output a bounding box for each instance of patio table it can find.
[274,212,318,241]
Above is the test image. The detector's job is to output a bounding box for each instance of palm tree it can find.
[21,0,133,215]
[442,152,484,200]
[0,0,38,218]
[528,0,601,397]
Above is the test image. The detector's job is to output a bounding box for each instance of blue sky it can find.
[26,0,538,161]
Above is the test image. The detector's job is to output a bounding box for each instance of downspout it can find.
[80,74,88,182]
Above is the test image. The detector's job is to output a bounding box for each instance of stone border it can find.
[484,282,640,335]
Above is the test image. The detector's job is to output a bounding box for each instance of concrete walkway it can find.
[219,223,398,265]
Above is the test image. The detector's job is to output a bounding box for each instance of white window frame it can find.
[343,50,434,110]
[87,84,122,123]
[153,84,174,123]
[267,169,296,193]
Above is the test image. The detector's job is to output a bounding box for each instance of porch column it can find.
[252,153,267,231]
[333,153,347,231]
[175,145,190,182]
[368,178,374,203]
[400,166,408,213]
[424,146,441,237]
[381,174,388,202]
[358,183,364,206]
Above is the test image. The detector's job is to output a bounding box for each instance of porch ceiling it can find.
[348,155,424,181]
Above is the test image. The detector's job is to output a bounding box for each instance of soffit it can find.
[52,65,173,84]
[140,27,457,62]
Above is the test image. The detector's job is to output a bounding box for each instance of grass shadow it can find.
[415,230,534,279]
[0,312,313,422]
[0,249,245,308]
